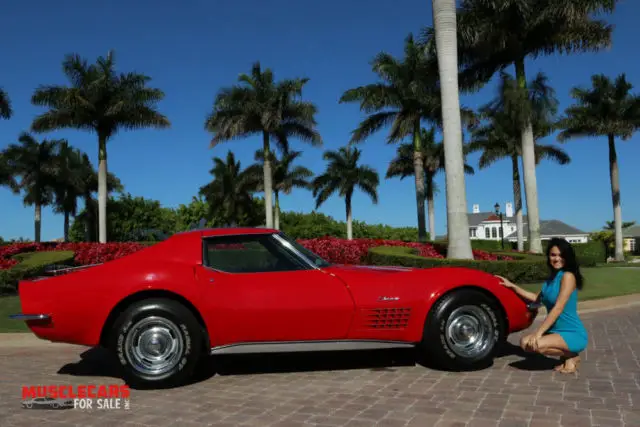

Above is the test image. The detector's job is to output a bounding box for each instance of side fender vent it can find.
[364,307,412,329]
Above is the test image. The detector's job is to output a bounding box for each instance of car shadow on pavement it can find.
[55,342,559,389]
[496,341,560,371]
[56,346,422,388]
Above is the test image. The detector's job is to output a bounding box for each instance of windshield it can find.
[276,233,332,268]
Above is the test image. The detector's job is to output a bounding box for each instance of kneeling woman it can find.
[497,237,588,374]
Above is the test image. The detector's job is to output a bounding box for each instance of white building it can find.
[467,202,589,245]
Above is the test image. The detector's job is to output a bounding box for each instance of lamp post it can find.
[494,202,504,249]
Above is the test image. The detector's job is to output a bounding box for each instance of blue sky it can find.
[1,0,639,241]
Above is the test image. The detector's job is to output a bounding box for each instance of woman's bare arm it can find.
[495,275,539,303]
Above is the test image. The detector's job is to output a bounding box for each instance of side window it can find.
[203,234,309,273]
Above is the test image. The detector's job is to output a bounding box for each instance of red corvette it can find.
[10,228,539,388]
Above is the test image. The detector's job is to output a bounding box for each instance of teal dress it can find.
[539,270,588,353]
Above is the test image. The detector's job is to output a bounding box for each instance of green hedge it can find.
[506,239,606,267]
[435,239,505,252]
[364,246,549,284]
[0,251,75,295]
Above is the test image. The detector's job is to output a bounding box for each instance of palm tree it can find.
[2,132,64,242]
[71,153,123,242]
[386,127,475,241]
[204,62,322,229]
[199,150,263,227]
[0,153,19,194]
[556,73,640,262]
[429,0,474,259]
[52,142,85,241]
[0,88,12,119]
[254,148,313,230]
[468,72,571,251]
[339,33,476,244]
[453,0,617,253]
[30,50,170,243]
[312,146,379,240]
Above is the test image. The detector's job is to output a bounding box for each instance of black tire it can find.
[108,298,203,389]
[420,289,505,371]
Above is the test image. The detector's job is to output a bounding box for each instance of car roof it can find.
[176,227,279,238]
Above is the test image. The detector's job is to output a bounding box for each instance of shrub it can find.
[365,246,549,283]
[572,241,607,266]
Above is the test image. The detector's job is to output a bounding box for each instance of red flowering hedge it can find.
[298,236,514,265]
[0,242,147,271]
[0,237,515,272]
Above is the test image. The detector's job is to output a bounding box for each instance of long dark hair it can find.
[546,237,584,290]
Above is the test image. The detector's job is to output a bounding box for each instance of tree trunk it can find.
[515,59,542,254]
[608,134,624,261]
[412,122,427,243]
[431,0,473,259]
[64,211,70,242]
[274,190,280,230]
[426,172,436,242]
[84,195,94,242]
[98,134,108,243]
[34,203,41,243]
[262,132,274,228]
[512,155,524,252]
[346,192,353,240]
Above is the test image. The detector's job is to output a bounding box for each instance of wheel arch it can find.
[99,289,210,350]
[425,284,510,336]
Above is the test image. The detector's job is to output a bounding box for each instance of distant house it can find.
[623,225,640,254]
[466,202,590,245]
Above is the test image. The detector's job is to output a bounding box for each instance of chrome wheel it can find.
[444,305,494,359]
[124,316,184,376]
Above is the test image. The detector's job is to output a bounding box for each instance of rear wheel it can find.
[420,289,505,370]
[109,298,203,389]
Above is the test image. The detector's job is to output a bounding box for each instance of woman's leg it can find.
[520,333,579,371]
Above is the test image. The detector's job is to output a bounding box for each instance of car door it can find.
[195,233,355,347]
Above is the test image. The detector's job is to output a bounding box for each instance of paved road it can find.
[1,307,639,427]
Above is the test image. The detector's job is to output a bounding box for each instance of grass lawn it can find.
[520,267,640,301]
[0,295,26,332]
[1,267,640,333]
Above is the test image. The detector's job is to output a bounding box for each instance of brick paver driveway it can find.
[2,306,639,427]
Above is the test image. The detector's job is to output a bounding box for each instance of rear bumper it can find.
[9,313,51,321]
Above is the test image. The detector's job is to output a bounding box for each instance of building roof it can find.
[504,220,587,239]
[623,226,640,238]
[467,212,527,226]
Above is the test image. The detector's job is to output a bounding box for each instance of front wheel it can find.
[109,298,203,389]
[420,289,505,370]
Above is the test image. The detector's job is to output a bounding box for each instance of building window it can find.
[485,228,490,238]
[631,238,637,253]
[492,227,497,238]
[469,228,476,238]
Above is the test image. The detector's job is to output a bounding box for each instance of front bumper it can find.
[526,302,542,322]
[526,302,542,311]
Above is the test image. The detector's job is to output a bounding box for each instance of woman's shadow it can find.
[497,341,559,371]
